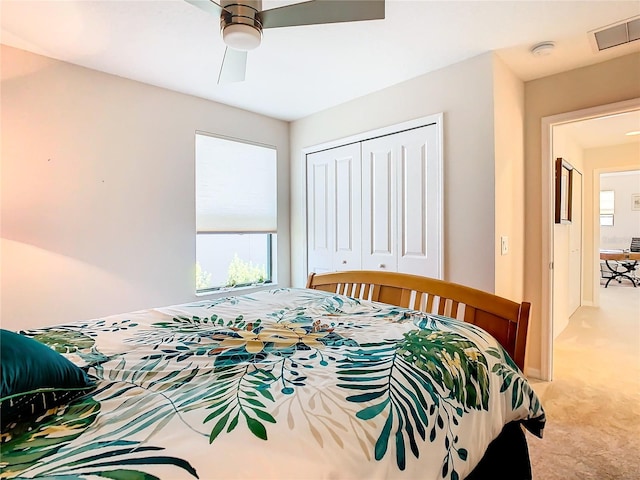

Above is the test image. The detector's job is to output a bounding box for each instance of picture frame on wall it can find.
[555,157,573,224]
[633,193,640,211]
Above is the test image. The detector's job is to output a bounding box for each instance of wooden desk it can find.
[599,250,640,287]
[599,250,640,261]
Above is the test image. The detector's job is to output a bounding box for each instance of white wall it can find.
[551,131,584,338]
[1,45,291,329]
[492,55,525,301]
[290,53,498,293]
[600,170,640,250]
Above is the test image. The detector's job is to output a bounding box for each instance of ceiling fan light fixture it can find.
[184,0,386,84]
[223,23,262,50]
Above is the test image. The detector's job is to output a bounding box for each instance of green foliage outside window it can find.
[196,256,267,291]
[196,262,212,290]
[226,254,266,287]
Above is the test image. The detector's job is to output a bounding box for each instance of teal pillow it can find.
[0,329,96,431]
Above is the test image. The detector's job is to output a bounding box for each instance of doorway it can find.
[540,98,640,381]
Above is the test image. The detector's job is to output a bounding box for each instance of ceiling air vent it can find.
[592,16,640,51]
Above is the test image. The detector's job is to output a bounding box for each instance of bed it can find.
[1,271,545,480]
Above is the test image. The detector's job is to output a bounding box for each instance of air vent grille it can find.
[593,17,640,51]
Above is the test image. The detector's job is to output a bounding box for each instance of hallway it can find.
[527,283,640,478]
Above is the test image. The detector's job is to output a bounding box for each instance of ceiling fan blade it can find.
[261,0,384,29]
[218,47,247,84]
[184,0,226,17]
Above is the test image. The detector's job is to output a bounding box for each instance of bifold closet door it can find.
[361,135,397,272]
[307,143,362,274]
[362,124,441,277]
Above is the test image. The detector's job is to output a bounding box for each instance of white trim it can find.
[540,97,640,382]
[435,116,444,280]
[301,113,444,280]
[525,367,542,380]
[593,172,602,308]
[195,129,277,150]
[195,283,276,298]
[601,169,640,177]
[302,113,443,155]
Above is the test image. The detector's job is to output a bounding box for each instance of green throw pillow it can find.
[0,329,96,431]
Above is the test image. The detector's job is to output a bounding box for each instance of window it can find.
[600,190,614,226]
[195,133,277,293]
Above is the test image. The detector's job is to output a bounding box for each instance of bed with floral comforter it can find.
[1,288,544,479]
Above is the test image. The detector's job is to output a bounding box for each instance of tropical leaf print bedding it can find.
[1,288,545,480]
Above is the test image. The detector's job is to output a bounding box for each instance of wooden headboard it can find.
[306,270,530,371]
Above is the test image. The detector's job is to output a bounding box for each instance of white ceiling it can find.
[556,110,640,150]
[1,0,639,123]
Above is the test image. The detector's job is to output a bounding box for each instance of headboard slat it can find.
[307,270,531,371]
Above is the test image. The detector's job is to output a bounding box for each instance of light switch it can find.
[501,236,509,255]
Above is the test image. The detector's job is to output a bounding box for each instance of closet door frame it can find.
[303,113,444,279]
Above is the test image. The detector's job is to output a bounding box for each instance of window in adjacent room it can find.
[600,190,614,226]
[195,133,277,293]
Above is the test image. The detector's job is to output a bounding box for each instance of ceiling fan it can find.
[185,0,385,83]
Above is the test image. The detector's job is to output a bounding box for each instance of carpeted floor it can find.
[526,282,640,479]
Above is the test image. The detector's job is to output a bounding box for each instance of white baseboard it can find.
[525,367,543,380]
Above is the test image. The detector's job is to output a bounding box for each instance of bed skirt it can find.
[465,421,532,480]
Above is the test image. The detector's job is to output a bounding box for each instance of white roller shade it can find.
[196,134,277,233]
[600,190,614,215]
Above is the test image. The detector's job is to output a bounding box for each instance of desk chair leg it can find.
[602,260,638,287]
[616,274,637,287]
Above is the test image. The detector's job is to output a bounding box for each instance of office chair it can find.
[621,237,640,285]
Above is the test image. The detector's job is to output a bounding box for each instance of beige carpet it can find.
[527,282,640,479]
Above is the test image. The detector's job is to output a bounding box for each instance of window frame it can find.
[196,232,274,294]
[599,190,615,227]
[195,132,277,294]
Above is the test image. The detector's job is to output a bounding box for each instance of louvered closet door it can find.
[307,143,362,274]
[362,124,441,277]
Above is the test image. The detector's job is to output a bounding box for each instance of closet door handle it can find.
[342,260,347,264]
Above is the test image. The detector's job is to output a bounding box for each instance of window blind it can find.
[196,133,277,233]
[600,190,614,215]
